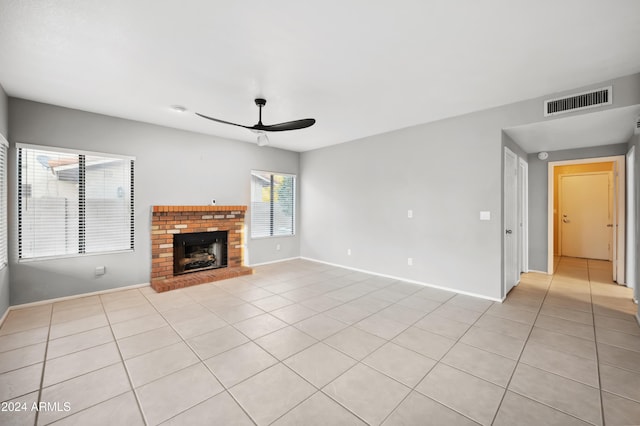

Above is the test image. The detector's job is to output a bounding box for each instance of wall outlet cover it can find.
[480,211,491,221]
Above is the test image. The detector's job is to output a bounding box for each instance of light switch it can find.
[480,211,491,221]
[407,210,413,218]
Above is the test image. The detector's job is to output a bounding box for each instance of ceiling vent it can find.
[544,86,612,117]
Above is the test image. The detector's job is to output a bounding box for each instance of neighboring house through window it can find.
[250,170,295,238]
[17,144,135,260]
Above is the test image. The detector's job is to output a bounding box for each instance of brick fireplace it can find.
[150,205,253,292]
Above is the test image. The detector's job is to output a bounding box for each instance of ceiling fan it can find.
[196,98,316,146]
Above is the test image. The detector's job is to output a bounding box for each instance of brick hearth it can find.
[150,205,253,292]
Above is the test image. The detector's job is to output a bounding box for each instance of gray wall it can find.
[527,143,630,272]
[629,133,640,321]
[301,73,640,300]
[8,99,300,305]
[0,84,9,317]
[302,106,510,300]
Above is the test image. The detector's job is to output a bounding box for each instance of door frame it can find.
[626,146,637,296]
[557,171,613,260]
[518,158,529,274]
[547,155,626,281]
[504,147,520,297]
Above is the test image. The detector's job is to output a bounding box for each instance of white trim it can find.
[300,257,502,302]
[0,305,10,327]
[15,142,136,161]
[248,256,301,267]
[0,283,150,325]
[518,157,529,273]
[504,147,519,296]
[547,155,625,278]
[527,269,551,274]
[557,171,613,260]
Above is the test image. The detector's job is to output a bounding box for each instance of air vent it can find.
[635,115,640,135]
[544,86,612,117]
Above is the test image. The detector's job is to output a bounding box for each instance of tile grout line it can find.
[214,276,444,425]
[488,264,553,426]
[492,258,609,425]
[100,290,150,426]
[377,298,494,425]
[145,282,260,426]
[33,305,54,426]
[587,259,606,426]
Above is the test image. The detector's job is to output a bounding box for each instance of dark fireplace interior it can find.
[173,231,228,275]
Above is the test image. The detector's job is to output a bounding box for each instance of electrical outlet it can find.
[95,266,106,276]
[407,258,413,266]
[347,249,351,256]
[407,209,413,218]
[276,244,281,251]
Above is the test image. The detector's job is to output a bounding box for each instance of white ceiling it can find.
[505,105,640,154]
[1,1,640,152]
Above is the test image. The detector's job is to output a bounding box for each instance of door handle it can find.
[563,219,569,223]
[606,224,614,227]
[505,229,512,234]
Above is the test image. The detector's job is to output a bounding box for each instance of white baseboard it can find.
[248,256,301,267]
[0,306,9,328]
[0,282,150,326]
[527,269,550,274]
[300,257,502,302]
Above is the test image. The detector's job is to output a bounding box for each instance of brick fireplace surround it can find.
[150,205,253,292]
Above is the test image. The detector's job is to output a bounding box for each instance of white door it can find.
[504,148,519,295]
[560,173,611,260]
[626,146,636,292]
[518,158,528,274]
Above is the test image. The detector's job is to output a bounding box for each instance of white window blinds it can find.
[17,145,135,260]
[250,171,295,238]
[0,136,7,268]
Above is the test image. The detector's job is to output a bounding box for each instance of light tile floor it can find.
[0,257,639,425]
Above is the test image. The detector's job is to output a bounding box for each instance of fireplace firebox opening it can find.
[173,231,228,275]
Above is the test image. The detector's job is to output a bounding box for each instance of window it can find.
[17,144,135,260]
[250,170,295,238]
[0,135,7,268]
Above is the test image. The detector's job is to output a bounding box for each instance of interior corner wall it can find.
[527,143,629,272]
[300,108,507,300]
[7,98,300,305]
[629,133,640,321]
[0,84,9,317]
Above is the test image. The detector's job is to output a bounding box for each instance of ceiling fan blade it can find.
[195,112,252,130]
[252,118,316,132]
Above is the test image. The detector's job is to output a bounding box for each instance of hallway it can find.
[502,256,639,424]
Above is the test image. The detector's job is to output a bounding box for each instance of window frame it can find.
[16,143,135,261]
[250,170,296,239]
[0,135,7,269]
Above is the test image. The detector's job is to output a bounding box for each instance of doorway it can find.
[504,147,528,297]
[547,156,626,283]
[504,147,518,296]
[558,172,613,260]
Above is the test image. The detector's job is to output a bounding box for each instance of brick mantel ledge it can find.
[152,205,247,213]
